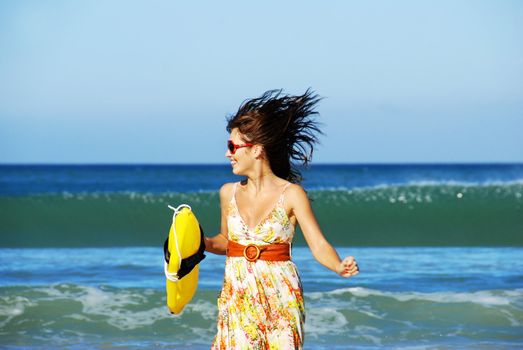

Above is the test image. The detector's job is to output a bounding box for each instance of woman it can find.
[205,89,359,349]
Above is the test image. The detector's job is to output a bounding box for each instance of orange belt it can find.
[226,240,291,262]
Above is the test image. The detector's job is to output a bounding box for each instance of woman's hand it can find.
[337,256,359,278]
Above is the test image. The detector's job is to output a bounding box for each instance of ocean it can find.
[1,163,522,349]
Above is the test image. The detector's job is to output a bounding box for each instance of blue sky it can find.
[1,0,522,164]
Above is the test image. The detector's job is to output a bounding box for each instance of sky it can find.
[0,0,522,164]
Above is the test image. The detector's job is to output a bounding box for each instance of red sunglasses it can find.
[227,140,253,154]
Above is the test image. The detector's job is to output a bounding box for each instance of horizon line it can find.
[1,161,522,166]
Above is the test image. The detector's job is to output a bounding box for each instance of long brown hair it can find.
[226,89,323,183]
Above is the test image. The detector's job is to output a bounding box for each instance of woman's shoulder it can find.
[285,181,305,190]
[219,182,237,202]
[284,182,308,204]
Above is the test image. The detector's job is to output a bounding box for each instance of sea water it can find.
[1,164,522,349]
[1,247,522,349]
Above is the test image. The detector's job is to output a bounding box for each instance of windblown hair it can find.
[226,89,323,183]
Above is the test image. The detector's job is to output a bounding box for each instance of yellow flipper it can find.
[164,205,202,314]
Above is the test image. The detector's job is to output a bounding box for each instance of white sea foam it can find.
[64,313,92,322]
[78,286,168,330]
[357,308,386,320]
[325,287,522,306]
[306,307,348,339]
[309,178,523,192]
[91,179,512,197]
[499,309,522,327]
[35,284,172,331]
[0,296,37,327]
[353,325,383,346]
[183,299,218,321]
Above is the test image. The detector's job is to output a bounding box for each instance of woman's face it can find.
[225,128,255,175]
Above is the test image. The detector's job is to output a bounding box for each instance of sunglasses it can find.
[227,140,253,154]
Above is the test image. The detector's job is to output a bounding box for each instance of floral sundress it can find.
[211,182,305,349]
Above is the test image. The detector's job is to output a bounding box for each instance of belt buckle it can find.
[243,244,261,262]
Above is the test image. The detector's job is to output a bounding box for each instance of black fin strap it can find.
[163,237,170,264]
[163,225,206,280]
[177,226,206,279]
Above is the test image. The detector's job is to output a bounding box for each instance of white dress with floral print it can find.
[211,182,305,350]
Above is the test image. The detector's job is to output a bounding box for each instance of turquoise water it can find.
[1,164,522,247]
[1,247,522,349]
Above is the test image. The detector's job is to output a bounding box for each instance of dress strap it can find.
[233,182,239,195]
[278,182,292,203]
[231,182,239,202]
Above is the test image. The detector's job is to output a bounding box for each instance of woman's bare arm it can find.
[287,184,359,277]
[204,183,231,255]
